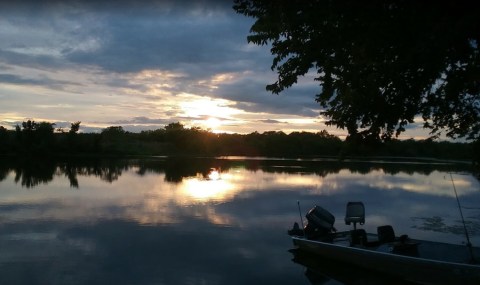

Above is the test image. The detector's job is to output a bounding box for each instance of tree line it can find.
[0,120,477,163]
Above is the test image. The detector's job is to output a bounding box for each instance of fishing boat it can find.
[288,202,480,285]
[290,248,421,285]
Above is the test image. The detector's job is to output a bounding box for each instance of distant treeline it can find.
[0,121,478,162]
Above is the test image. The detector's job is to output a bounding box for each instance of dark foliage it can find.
[233,0,480,141]
[0,120,475,163]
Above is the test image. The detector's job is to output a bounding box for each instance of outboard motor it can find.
[304,206,336,239]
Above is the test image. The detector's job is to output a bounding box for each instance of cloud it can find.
[0,73,81,91]
[0,0,347,136]
[110,116,170,125]
[215,76,321,117]
[0,1,253,76]
[25,0,253,81]
[0,74,45,85]
[257,119,283,124]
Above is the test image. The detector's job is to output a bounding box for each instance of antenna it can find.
[297,200,306,237]
[449,173,476,264]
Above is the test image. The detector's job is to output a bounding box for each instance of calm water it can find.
[0,156,479,285]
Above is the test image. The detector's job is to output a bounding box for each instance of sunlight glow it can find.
[178,94,243,132]
[204,117,222,131]
[207,168,220,180]
[197,72,237,89]
[179,95,240,118]
[181,172,236,202]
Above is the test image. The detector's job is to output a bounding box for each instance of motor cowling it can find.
[305,206,335,237]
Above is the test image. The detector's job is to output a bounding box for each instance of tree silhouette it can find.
[14,120,56,153]
[234,0,480,141]
[165,122,185,131]
[0,126,7,153]
[69,121,81,134]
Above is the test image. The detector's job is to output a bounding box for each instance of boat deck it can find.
[316,231,479,265]
[292,232,480,284]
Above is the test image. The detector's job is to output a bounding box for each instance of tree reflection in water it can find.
[1,158,128,188]
[13,159,56,188]
[0,157,476,189]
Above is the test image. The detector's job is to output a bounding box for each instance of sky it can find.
[0,0,428,139]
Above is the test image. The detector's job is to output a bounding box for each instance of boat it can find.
[288,202,480,285]
[290,248,421,285]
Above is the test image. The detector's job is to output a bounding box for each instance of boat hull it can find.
[292,236,480,285]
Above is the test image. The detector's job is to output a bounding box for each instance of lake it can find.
[0,156,479,284]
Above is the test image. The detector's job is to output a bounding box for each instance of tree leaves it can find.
[234,0,480,141]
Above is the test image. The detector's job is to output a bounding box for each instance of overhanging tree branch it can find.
[234,0,480,141]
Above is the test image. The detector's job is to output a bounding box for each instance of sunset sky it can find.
[0,0,428,139]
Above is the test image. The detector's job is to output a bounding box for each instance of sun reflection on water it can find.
[181,170,237,202]
[207,168,220,181]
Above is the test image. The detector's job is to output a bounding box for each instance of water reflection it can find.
[0,157,479,284]
[0,158,479,228]
[412,216,480,236]
[0,158,128,188]
[181,172,237,202]
[1,157,474,189]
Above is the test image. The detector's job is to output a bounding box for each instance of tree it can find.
[21,120,37,132]
[234,0,480,141]
[164,122,185,131]
[0,126,7,152]
[99,126,127,153]
[16,120,56,153]
[36,122,55,135]
[101,126,125,136]
[69,121,81,134]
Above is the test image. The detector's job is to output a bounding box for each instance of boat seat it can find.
[344,202,365,230]
[350,229,367,246]
[377,225,395,243]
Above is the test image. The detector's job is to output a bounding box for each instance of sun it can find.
[204,117,221,131]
